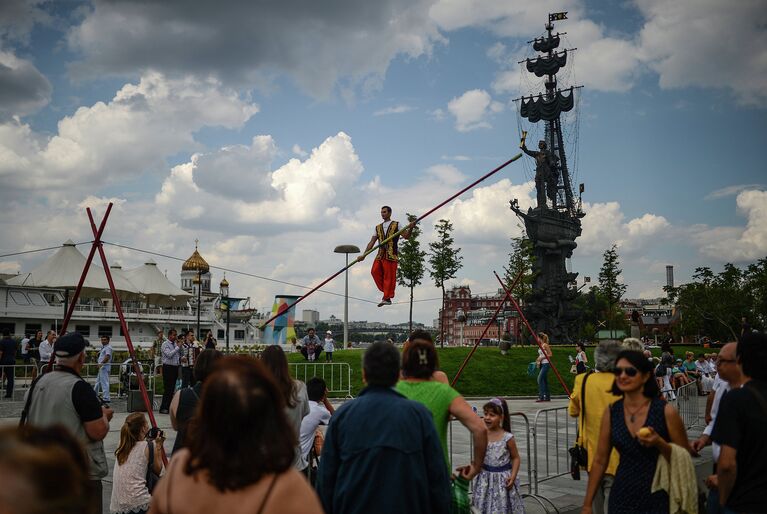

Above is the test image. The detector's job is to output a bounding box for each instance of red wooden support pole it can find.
[86,206,168,466]
[493,271,571,398]
[450,270,523,387]
[260,153,523,329]
[46,204,114,373]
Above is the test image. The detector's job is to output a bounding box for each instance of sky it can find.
[0,0,765,326]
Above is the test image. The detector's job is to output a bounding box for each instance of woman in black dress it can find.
[582,350,688,514]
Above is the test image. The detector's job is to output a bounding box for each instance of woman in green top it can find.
[396,331,487,481]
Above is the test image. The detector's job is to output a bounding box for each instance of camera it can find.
[147,427,164,440]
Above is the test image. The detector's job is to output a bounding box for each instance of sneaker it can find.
[159,409,169,414]
[377,298,392,307]
[535,399,546,403]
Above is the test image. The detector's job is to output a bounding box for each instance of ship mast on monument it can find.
[511,12,585,342]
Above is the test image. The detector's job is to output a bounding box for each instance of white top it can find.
[538,348,549,365]
[98,344,113,371]
[575,351,586,364]
[703,375,730,462]
[298,402,332,470]
[20,338,29,355]
[39,340,53,362]
[374,220,393,237]
[324,338,335,353]
[110,440,152,513]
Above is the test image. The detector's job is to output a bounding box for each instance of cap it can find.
[326,330,332,334]
[54,332,90,357]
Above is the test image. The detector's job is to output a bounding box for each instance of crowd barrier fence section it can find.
[532,405,577,494]
[0,364,39,401]
[289,363,353,399]
[675,381,701,429]
[32,361,156,401]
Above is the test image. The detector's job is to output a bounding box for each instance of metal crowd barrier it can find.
[35,361,156,400]
[532,405,577,494]
[289,363,353,398]
[0,364,40,401]
[675,381,701,429]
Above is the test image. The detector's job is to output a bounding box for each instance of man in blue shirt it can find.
[0,328,17,398]
[93,335,113,403]
[316,342,450,514]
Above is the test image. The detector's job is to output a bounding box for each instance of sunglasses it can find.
[613,366,639,377]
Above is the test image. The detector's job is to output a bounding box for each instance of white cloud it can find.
[636,0,767,106]
[291,144,308,157]
[693,190,767,262]
[373,104,415,116]
[424,164,466,186]
[0,48,51,117]
[441,154,471,161]
[705,183,765,200]
[67,0,445,99]
[447,89,503,132]
[0,0,52,44]
[430,108,447,121]
[0,72,258,198]
[579,201,670,255]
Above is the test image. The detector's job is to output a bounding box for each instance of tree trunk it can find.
[408,284,414,335]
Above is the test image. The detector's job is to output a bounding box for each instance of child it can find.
[324,331,335,362]
[470,397,525,514]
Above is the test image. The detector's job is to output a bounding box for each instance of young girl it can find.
[470,397,525,514]
[575,342,588,374]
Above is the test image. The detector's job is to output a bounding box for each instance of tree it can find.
[598,244,627,338]
[397,213,427,334]
[503,232,535,303]
[428,219,463,347]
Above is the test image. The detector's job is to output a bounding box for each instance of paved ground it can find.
[0,392,711,514]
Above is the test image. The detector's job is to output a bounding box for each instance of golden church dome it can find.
[182,241,210,273]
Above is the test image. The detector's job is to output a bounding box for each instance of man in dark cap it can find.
[23,332,113,514]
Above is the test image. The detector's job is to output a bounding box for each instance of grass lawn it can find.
[287,345,707,398]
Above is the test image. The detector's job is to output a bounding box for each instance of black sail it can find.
[533,34,560,53]
[519,87,574,123]
[525,50,567,77]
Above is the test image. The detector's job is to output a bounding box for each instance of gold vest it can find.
[375,221,399,261]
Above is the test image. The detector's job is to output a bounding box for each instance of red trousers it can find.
[371,259,397,300]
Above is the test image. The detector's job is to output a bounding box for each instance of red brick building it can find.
[438,286,520,345]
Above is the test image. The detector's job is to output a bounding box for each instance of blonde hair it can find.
[115,413,146,465]
[538,332,550,345]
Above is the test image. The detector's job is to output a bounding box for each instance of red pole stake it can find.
[450,270,523,387]
[493,271,571,398]
[46,204,114,373]
[86,206,168,466]
[260,153,523,329]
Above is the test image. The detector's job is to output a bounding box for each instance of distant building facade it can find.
[438,286,520,345]
[302,309,320,324]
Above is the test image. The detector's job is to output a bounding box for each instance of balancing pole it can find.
[493,270,571,398]
[86,206,168,465]
[450,270,523,387]
[260,153,524,329]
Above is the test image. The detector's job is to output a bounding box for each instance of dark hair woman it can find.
[150,357,323,514]
[575,342,588,374]
[260,345,309,469]
[582,350,688,514]
[396,335,487,480]
[170,349,222,454]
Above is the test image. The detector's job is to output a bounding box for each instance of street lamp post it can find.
[334,245,361,349]
[193,271,201,340]
[220,276,230,352]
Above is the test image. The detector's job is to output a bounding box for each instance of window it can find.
[10,291,29,305]
[24,324,41,336]
[98,326,113,337]
[26,292,47,306]
[43,292,64,305]
[74,325,91,337]
[0,323,14,336]
[234,330,245,340]
[217,329,225,339]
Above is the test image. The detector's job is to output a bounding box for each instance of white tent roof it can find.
[122,260,192,306]
[6,240,140,297]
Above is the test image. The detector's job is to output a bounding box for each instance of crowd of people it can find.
[2,326,766,514]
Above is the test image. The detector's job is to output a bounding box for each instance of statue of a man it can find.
[521,139,559,209]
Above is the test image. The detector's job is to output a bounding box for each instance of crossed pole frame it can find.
[47,203,168,465]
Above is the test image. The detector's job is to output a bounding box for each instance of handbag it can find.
[450,476,471,514]
[569,371,592,480]
[146,440,161,493]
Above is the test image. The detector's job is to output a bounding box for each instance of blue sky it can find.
[1,0,765,324]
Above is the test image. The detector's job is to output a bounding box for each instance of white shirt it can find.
[298,401,332,470]
[324,338,335,353]
[98,344,113,371]
[375,220,393,237]
[20,338,29,355]
[703,375,730,462]
[39,340,53,362]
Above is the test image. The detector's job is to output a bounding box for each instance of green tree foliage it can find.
[428,219,463,347]
[397,213,427,334]
[665,259,766,340]
[503,232,535,303]
[574,286,610,340]
[598,244,628,337]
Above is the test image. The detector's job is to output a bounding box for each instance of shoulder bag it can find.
[568,371,592,480]
[146,440,161,493]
